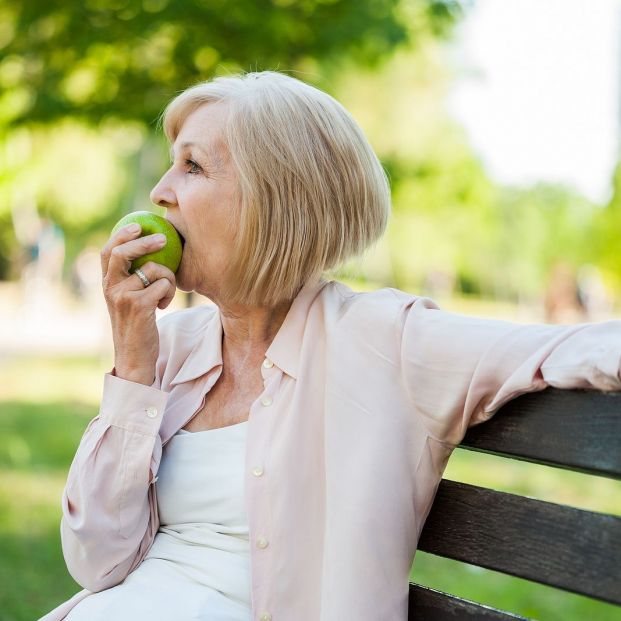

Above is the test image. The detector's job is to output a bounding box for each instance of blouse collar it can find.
[170,277,330,385]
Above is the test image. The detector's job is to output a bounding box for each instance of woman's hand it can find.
[101,223,177,385]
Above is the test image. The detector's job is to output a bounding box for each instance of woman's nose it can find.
[150,174,176,208]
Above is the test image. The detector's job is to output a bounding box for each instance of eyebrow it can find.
[170,141,223,169]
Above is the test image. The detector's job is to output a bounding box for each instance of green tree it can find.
[0,0,466,127]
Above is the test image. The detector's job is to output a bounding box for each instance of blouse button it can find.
[145,406,158,418]
[260,614,272,621]
[252,466,264,477]
[260,396,273,407]
[256,537,269,549]
[262,358,274,369]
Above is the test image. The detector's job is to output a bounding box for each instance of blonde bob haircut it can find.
[161,70,391,308]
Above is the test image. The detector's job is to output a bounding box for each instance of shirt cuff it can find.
[100,371,170,436]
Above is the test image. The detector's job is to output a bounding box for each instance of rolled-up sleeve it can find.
[60,372,169,592]
[399,296,621,446]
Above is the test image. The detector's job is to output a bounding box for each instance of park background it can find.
[0,0,620,619]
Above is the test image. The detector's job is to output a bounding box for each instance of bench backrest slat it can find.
[409,388,621,618]
[460,389,621,479]
[408,584,530,621]
[417,479,621,604]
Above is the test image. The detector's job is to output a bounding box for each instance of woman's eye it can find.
[185,159,202,174]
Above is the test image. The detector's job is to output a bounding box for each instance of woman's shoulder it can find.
[323,280,437,339]
[327,280,429,317]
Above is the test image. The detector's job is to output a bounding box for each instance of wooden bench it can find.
[408,388,621,620]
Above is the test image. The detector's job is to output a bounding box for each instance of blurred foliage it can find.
[594,159,621,290]
[0,0,465,126]
[327,45,610,301]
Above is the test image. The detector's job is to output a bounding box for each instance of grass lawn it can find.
[0,354,619,620]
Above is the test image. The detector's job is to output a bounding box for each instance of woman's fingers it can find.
[109,232,166,278]
[127,262,177,309]
[102,228,168,286]
[100,224,142,278]
[104,260,176,308]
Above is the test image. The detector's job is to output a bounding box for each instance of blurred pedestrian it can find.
[543,261,587,324]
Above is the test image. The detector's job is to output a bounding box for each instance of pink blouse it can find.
[40,278,621,621]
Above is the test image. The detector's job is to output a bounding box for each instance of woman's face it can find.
[150,102,239,299]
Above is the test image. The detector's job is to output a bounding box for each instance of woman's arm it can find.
[60,372,169,592]
[61,215,179,592]
[399,296,621,446]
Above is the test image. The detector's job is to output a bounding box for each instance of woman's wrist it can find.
[112,366,155,386]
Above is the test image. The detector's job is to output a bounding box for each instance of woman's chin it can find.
[173,265,189,292]
[175,273,192,293]
[173,252,191,287]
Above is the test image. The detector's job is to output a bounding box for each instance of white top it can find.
[65,421,252,621]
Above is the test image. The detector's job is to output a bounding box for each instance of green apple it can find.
[111,211,183,274]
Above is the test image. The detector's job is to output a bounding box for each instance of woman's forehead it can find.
[178,102,227,140]
[173,107,228,166]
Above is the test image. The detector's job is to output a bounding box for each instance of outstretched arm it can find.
[399,296,621,446]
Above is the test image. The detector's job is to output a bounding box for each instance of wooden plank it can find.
[461,388,621,480]
[418,480,621,605]
[408,584,530,620]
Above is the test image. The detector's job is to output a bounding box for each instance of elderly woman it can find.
[40,71,621,621]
